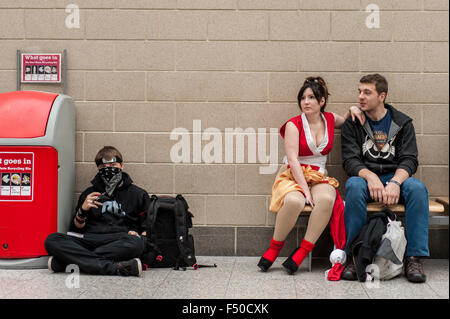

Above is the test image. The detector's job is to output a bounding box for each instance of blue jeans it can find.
[344,173,429,257]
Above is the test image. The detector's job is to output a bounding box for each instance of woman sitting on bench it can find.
[258,77,365,275]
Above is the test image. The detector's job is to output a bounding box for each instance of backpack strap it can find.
[173,194,197,268]
[146,195,160,238]
[197,263,217,268]
[144,195,163,259]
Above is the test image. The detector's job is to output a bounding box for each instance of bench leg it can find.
[308,251,312,272]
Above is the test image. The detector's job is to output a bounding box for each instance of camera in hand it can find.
[95,193,111,203]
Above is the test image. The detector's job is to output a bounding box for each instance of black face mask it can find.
[99,166,122,197]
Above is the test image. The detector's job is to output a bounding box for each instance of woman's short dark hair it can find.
[297,76,330,112]
[94,146,123,167]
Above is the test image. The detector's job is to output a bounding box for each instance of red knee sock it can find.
[292,239,314,267]
[262,238,285,262]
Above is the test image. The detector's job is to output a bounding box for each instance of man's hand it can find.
[366,174,386,203]
[383,181,401,205]
[81,192,103,211]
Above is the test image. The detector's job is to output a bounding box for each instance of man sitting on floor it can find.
[45,146,150,277]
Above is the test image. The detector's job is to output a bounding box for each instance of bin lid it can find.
[0,91,58,138]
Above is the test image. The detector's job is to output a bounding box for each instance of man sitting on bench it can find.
[341,74,429,283]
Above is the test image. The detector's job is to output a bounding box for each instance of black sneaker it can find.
[116,258,143,277]
[48,256,66,273]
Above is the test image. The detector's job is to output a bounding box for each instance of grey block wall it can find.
[0,0,447,258]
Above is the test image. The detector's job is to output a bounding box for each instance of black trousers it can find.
[45,232,145,275]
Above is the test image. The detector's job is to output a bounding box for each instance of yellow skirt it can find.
[269,165,339,213]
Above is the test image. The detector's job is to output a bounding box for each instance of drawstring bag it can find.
[372,217,407,280]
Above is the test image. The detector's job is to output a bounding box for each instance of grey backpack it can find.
[372,217,407,280]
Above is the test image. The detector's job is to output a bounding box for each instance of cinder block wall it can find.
[1,0,448,256]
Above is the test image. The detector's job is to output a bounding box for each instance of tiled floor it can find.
[0,257,447,299]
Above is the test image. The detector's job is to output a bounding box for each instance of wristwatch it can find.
[387,179,401,187]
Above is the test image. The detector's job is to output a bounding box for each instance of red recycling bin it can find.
[0,91,75,268]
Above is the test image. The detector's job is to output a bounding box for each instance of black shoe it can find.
[48,256,66,273]
[405,257,427,283]
[282,247,300,275]
[341,259,357,281]
[257,257,273,272]
[116,258,143,277]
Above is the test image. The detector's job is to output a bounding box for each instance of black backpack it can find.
[140,194,200,270]
[348,208,397,282]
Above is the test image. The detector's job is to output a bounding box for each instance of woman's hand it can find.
[334,107,365,129]
[304,189,315,208]
[349,105,366,125]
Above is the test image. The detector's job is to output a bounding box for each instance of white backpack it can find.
[373,218,407,280]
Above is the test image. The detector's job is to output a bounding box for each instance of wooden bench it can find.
[301,199,445,272]
[436,197,449,216]
[300,200,445,215]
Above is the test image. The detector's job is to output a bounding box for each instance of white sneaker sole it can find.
[47,256,54,272]
[134,258,143,277]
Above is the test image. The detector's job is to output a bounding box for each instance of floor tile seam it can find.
[34,273,97,299]
[76,276,165,299]
[224,256,238,299]
[425,282,446,298]
[360,279,442,298]
[17,279,89,299]
[358,282,372,299]
[290,275,298,299]
[356,278,386,299]
[228,273,297,298]
[75,274,103,299]
[146,269,172,298]
[223,256,237,298]
[76,289,90,299]
[291,278,372,299]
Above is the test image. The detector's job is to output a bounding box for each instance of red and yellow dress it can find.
[270,111,346,281]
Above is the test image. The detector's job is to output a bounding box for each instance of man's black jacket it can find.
[341,103,419,177]
[70,172,150,234]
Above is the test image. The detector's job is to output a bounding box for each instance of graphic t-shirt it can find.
[367,109,392,152]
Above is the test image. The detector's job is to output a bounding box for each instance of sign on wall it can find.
[21,53,62,83]
[0,152,34,202]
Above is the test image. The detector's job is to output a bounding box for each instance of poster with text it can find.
[21,53,61,83]
[0,152,34,201]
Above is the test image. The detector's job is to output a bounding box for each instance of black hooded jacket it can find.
[341,103,419,177]
[70,172,150,234]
